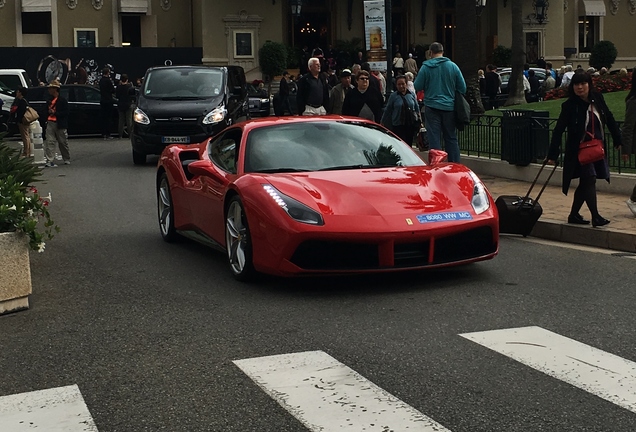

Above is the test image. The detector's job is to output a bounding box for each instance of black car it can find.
[247,83,271,117]
[130,65,249,165]
[24,84,119,137]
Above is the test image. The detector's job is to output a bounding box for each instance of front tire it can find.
[157,173,178,242]
[225,196,255,281]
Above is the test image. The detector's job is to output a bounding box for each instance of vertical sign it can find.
[363,0,387,72]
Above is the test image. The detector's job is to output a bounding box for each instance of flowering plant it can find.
[0,142,59,252]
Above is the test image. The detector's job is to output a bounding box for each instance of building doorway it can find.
[435,0,455,60]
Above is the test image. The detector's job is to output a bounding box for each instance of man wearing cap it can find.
[413,41,466,162]
[44,79,70,167]
[328,69,354,115]
[296,57,329,116]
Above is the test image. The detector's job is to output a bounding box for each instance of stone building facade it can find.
[0,0,634,80]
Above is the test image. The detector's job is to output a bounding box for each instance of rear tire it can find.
[133,149,146,165]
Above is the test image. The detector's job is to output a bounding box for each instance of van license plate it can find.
[162,136,190,144]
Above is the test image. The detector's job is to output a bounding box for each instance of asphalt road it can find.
[2,138,636,431]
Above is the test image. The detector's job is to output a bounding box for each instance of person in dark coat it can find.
[296,57,330,115]
[115,74,135,139]
[342,70,383,123]
[277,71,292,115]
[44,79,70,166]
[546,71,622,227]
[99,67,115,139]
[526,69,541,102]
[483,64,501,110]
[621,71,636,215]
[10,87,30,157]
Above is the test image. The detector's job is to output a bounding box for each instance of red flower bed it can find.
[543,71,633,100]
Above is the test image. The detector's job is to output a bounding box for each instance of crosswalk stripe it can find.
[234,350,451,431]
[0,384,98,431]
[460,326,636,413]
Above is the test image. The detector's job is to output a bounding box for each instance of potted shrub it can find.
[0,141,58,314]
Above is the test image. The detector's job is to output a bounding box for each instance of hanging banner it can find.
[363,0,387,72]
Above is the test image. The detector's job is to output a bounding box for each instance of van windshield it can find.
[143,68,224,99]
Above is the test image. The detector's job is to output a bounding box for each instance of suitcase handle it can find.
[521,161,558,209]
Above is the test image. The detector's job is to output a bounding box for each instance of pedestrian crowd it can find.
[8,67,140,167]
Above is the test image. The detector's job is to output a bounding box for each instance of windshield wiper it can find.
[252,168,309,173]
[317,164,394,171]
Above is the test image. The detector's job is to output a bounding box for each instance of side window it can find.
[84,87,101,103]
[209,128,242,174]
[25,88,46,102]
[60,87,71,101]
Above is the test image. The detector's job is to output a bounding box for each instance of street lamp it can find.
[534,0,548,23]
[475,0,486,16]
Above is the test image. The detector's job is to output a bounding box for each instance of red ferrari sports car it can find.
[156,116,499,280]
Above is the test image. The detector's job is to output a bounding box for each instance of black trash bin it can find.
[530,110,550,161]
[501,110,534,166]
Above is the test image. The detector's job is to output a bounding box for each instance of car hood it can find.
[138,95,224,118]
[263,165,480,217]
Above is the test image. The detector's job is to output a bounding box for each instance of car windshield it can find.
[247,84,267,97]
[0,80,15,97]
[244,121,425,173]
[143,68,224,99]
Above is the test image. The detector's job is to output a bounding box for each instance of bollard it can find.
[30,121,46,165]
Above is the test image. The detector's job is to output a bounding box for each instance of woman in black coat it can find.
[342,70,383,123]
[546,71,622,227]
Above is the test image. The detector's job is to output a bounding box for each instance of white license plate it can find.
[162,136,190,144]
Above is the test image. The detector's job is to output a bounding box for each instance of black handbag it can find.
[454,91,470,131]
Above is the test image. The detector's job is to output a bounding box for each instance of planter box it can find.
[0,231,32,315]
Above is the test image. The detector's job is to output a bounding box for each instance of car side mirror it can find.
[187,159,225,183]
[427,149,448,165]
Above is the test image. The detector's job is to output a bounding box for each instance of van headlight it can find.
[133,107,150,125]
[203,105,227,125]
[469,171,490,215]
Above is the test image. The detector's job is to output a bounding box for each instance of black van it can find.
[130,65,248,165]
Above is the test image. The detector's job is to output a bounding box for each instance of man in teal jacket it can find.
[413,42,466,162]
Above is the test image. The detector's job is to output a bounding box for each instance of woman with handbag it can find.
[546,71,622,227]
[621,71,636,216]
[9,87,32,158]
[381,75,420,146]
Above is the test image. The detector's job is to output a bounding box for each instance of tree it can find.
[258,41,287,81]
[589,40,618,70]
[504,0,526,106]
[454,0,484,115]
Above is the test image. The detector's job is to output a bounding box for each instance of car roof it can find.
[237,115,378,134]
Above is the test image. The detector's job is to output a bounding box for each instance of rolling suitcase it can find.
[496,161,557,237]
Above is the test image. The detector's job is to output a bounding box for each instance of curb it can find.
[529,219,636,253]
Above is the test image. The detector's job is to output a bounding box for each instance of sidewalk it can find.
[482,175,636,252]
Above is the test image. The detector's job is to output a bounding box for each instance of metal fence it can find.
[457,112,632,173]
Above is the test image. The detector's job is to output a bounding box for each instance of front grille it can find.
[433,226,496,264]
[394,241,431,267]
[290,241,379,270]
[152,121,202,136]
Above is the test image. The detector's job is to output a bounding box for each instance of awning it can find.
[119,0,148,14]
[581,0,606,16]
[21,0,51,12]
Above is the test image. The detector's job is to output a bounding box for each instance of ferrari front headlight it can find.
[203,105,227,125]
[469,171,490,215]
[262,184,324,225]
